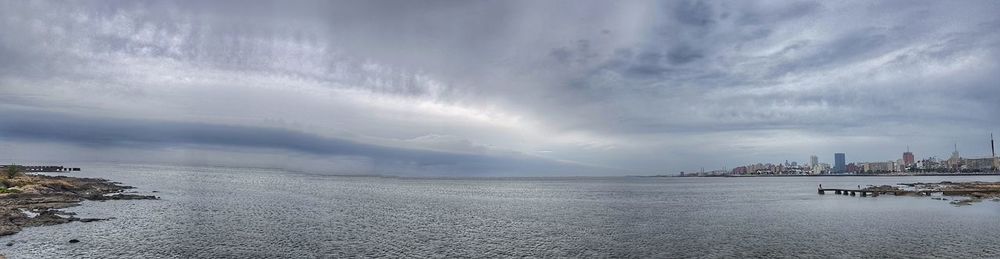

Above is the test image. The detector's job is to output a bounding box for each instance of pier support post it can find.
[860,192,867,197]
[850,191,856,196]
[835,190,841,194]
[818,189,825,195]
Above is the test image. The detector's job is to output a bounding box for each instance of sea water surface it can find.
[2,164,999,258]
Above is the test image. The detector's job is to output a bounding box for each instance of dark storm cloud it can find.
[734,1,821,25]
[0,110,593,175]
[674,0,715,27]
[666,45,704,65]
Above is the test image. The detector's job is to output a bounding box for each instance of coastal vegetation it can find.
[0,165,21,194]
[3,165,19,179]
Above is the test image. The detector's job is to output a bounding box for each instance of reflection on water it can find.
[2,164,999,258]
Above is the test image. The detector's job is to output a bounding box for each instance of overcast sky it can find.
[1,0,998,176]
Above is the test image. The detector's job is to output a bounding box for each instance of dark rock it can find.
[53,211,77,216]
[0,225,21,236]
[24,210,72,227]
[93,194,158,201]
[5,242,12,246]
[68,239,79,243]
[76,218,112,223]
[950,198,977,206]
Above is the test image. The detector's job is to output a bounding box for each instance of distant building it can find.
[965,157,995,171]
[920,157,944,170]
[948,144,962,170]
[903,152,914,166]
[816,163,831,174]
[834,153,846,173]
[809,155,818,168]
[862,161,895,173]
[846,163,861,173]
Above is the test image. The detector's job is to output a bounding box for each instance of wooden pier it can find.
[817,188,885,197]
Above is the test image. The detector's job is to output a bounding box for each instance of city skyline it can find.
[727,133,997,165]
[713,133,999,175]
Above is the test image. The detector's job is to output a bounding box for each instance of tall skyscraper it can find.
[834,153,846,174]
[809,155,818,168]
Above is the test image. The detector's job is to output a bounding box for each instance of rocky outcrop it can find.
[896,181,1000,206]
[0,175,157,237]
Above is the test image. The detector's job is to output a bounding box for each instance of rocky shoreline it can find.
[861,181,1000,206]
[0,174,157,237]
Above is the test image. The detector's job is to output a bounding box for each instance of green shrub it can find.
[0,187,19,194]
[4,164,20,179]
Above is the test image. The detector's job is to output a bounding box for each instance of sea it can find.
[2,164,999,258]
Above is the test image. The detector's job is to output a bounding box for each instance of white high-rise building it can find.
[948,143,962,169]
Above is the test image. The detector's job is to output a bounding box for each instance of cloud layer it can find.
[1,1,999,175]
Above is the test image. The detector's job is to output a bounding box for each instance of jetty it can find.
[816,188,931,197]
[0,165,80,172]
